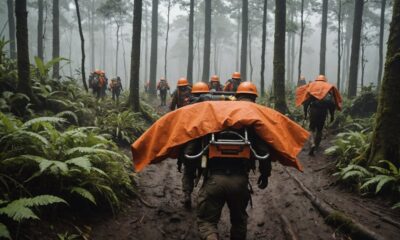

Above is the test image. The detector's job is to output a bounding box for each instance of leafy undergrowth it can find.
[325,113,400,209]
[0,40,157,238]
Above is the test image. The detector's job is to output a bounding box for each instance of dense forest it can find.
[0,0,399,239]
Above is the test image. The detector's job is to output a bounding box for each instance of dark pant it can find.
[160,90,167,106]
[197,173,250,240]
[309,106,328,148]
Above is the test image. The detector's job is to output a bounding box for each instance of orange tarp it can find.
[131,101,310,172]
[295,80,343,110]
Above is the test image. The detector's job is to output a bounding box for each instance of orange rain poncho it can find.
[131,101,310,172]
[295,80,342,110]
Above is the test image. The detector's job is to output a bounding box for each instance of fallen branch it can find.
[137,195,157,208]
[285,169,385,240]
[280,214,298,240]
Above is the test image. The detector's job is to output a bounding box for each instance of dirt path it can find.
[90,139,400,240]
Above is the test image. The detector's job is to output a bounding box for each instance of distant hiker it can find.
[89,70,107,99]
[157,78,170,106]
[209,75,223,92]
[223,72,244,92]
[169,78,192,111]
[144,81,149,93]
[183,82,271,240]
[295,75,343,155]
[297,75,307,87]
[109,76,123,103]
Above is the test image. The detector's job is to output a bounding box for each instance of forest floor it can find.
[87,135,400,240]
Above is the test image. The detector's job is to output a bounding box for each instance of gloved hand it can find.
[227,95,237,101]
[257,174,268,189]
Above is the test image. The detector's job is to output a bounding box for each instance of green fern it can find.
[70,187,96,205]
[0,195,67,222]
[22,116,66,129]
[0,222,11,239]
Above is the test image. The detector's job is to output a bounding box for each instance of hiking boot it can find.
[308,145,316,156]
[183,193,191,209]
[205,233,219,240]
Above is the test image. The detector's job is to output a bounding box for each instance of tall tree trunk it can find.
[144,4,149,83]
[260,0,267,96]
[240,0,248,81]
[129,0,142,112]
[213,36,218,74]
[7,0,16,59]
[52,0,60,77]
[202,0,211,82]
[197,28,201,80]
[361,37,366,89]
[286,29,291,84]
[273,0,288,113]
[116,24,120,76]
[290,30,296,83]
[102,20,106,70]
[74,0,88,92]
[186,0,194,84]
[69,25,73,76]
[52,0,60,79]
[377,0,387,89]
[337,0,342,91]
[121,29,128,85]
[149,0,158,95]
[319,0,328,74]
[347,0,364,98]
[90,0,95,71]
[15,0,35,99]
[249,31,253,80]
[297,0,305,81]
[235,9,241,71]
[368,0,400,166]
[164,0,171,79]
[37,0,44,60]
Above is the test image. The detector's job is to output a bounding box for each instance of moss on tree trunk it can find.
[368,0,400,166]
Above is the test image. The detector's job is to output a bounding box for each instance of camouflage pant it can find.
[197,174,250,240]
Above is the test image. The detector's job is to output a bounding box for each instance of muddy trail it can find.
[89,137,400,240]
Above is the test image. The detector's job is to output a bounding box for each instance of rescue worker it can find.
[223,72,243,92]
[302,75,336,155]
[170,78,192,111]
[297,75,307,87]
[209,75,223,91]
[185,81,271,240]
[180,82,211,209]
[109,76,123,103]
[157,78,170,106]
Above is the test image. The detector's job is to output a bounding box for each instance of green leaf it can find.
[0,205,39,221]
[70,187,96,205]
[55,111,79,125]
[22,117,66,128]
[34,56,46,76]
[378,160,399,175]
[392,202,400,209]
[375,175,396,194]
[65,157,92,172]
[17,130,49,145]
[0,222,11,239]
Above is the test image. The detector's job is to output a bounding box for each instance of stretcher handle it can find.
[249,145,270,160]
[211,130,249,143]
[184,144,209,159]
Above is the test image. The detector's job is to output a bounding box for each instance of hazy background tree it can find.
[319,0,328,75]
[260,0,268,96]
[186,0,194,84]
[129,0,142,112]
[164,0,171,79]
[240,0,248,81]
[37,0,44,60]
[74,0,88,92]
[7,0,16,59]
[273,0,288,113]
[202,0,211,82]
[347,0,364,98]
[52,0,60,79]
[149,0,158,94]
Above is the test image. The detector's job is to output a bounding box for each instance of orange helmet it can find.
[236,82,258,97]
[210,75,220,82]
[177,77,189,86]
[232,72,241,79]
[316,75,327,82]
[192,82,210,94]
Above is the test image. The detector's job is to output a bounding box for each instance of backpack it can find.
[311,92,334,108]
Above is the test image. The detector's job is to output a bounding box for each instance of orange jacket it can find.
[295,80,342,110]
[131,101,309,172]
